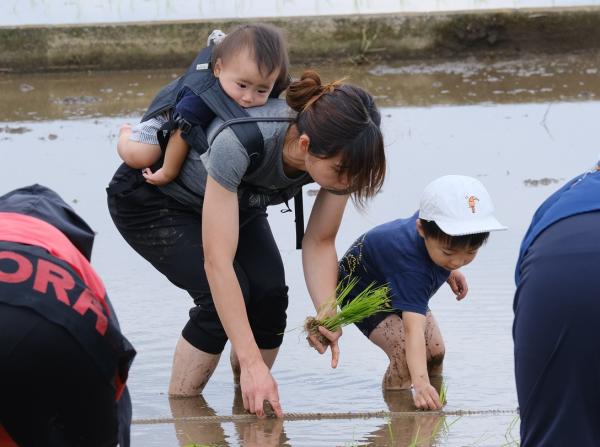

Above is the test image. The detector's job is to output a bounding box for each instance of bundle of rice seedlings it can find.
[305,277,391,346]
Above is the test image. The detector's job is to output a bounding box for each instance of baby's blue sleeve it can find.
[175,87,215,127]
[388,271,433,315]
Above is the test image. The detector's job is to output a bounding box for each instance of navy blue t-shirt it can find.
[174,87,216,127]
[339,212,450,315]
[515,168,600,285]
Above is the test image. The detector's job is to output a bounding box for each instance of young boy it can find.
[117,24,289,186]
[338,175,506,410]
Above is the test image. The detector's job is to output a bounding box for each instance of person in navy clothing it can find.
[514,160,600,446]
[338,175,506,410]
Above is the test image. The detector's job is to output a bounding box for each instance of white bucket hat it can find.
[418,175,507,236]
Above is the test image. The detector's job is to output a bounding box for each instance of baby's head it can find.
[211,24,289,108]
[417,175,506,271]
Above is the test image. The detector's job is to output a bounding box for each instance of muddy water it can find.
[2,52,600,446]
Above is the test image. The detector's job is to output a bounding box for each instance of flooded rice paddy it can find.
[2,51,600,445]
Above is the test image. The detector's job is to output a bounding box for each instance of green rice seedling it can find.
[500,415,520,447]
[466,431,494,446]
[407,425,421,447]
[438,415,461,440]
[408,415,462,447]
[183,432,223,447]
[439,381,448,406]
[305,276,391,345]
[386,417,394,443]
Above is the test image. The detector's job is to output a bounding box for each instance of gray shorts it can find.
[129,114,169,145]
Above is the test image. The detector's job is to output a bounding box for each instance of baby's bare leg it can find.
[117,123,161,168]
[369,311,445,390]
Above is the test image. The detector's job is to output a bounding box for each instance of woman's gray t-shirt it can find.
[159,99,312,210]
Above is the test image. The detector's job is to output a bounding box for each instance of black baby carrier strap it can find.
[208,115,306,249]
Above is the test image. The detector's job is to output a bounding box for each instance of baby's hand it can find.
[142,167,174,186]
[447,270,468,300]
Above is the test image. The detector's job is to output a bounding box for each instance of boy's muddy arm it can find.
[447,270,468,300]
[143,130,189,185]
[301,190,349,368]
[404,311,442,410]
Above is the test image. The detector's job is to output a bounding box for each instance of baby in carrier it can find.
[117,24,290,185]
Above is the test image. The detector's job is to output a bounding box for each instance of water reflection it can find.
[169,393,290,447]
[169,389,451,447]
[340,378,449,446]
[366,413,445,447]
[169,396,226,446]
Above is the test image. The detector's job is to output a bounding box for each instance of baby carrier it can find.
[139,42,306,248]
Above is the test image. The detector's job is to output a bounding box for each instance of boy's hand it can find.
[447,270,468,300]
[413,381,442,410]
[143,167,175,186]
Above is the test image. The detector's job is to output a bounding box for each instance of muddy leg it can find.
[230,347,280,386]
[369,314,412,390]
[230,349,241,386]
[425,310,445,377]
[369,312,445,390]
[168,336,221,397]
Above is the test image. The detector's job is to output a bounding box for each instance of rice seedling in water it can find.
[182,431,223,447]
[500,414,520,447]
[305,276,391,345]
[407,415,462,446]
[439,381,448,406]
[407,425,421,447]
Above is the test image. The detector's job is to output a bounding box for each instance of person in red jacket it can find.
[0,184,136,447]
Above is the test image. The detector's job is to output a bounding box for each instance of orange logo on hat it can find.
[467,195,479,213]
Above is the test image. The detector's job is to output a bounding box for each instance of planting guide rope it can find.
[132,409,518,425]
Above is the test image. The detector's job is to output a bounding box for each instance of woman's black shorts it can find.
[107,164,289,354]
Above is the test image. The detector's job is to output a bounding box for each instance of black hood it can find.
[0,184,95,260]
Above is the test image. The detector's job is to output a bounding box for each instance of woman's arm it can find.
[203,175,282,418]
[403,311,442,410]
[301,189,349,368]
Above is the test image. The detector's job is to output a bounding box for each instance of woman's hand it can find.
[446,270,468,300]
[302,190,349,369]
[306,325,342,368]
[240,358,283,418]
